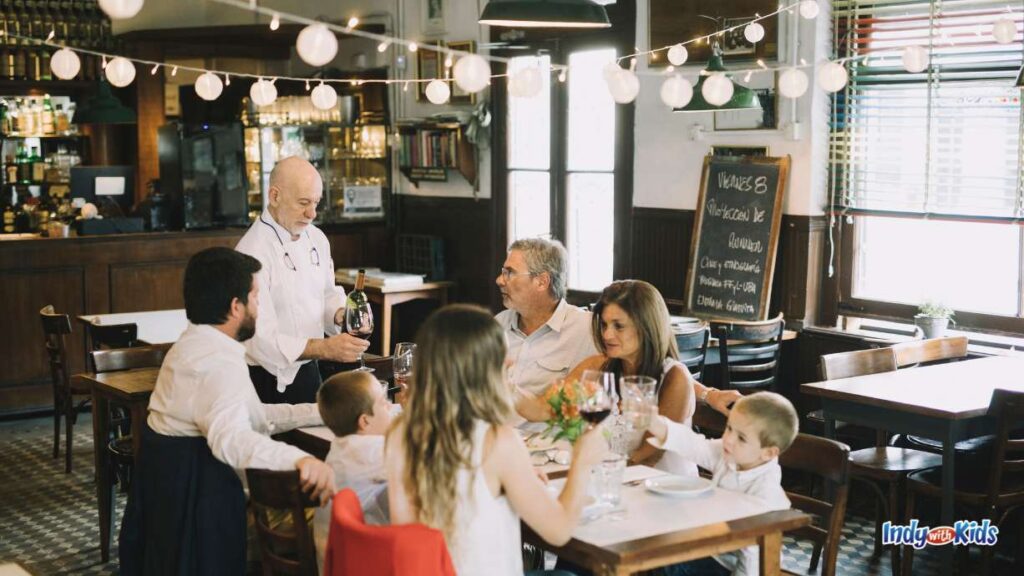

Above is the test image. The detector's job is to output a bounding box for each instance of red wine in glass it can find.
[580,407,611,425]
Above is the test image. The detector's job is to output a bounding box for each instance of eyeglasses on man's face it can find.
[499,267,535,281]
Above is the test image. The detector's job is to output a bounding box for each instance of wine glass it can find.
[578,369,615,428]
[392,342,416,402]
[344,300,374,372]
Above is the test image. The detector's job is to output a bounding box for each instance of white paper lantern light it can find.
[250,79,278,107]
[425,79,451,104]
[296,23,338,67]
[902,45,929,73]
[778,68,809,98]
[744,22,765,44]
[194,72,224,101]
[667,44,689,66]
[817,61,848,92]
[604,66,640,104]
[310,83,338,110]
[799,1,820,20]
[660,75,693,108]
[509,66,542,98]
[50,48,81,80]
[98,0,143,20]
[104,57,135,87]
[453,54,490,94]
[702,73,734,106]
[992,17,1017,45]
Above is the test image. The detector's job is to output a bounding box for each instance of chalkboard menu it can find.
[685,155,790,321]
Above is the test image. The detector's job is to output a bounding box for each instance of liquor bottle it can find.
[41,95,54,135]
[0,2,9,80]
[24,0,39,80]
[54,102,68,133]
[4,155,16,184]
[30,146,44,181]
[2,201,15,233]
[15,143,29,182]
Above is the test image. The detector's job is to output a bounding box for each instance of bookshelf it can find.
[395,122,476,187]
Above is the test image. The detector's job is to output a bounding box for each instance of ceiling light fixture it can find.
[479,0,611,29]
[674,42,762,113]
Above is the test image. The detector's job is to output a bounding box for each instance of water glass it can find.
[593,453,627,507]
[620,375,656,432]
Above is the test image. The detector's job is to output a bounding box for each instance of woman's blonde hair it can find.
[592,280,679,389]
[398,304,513,540]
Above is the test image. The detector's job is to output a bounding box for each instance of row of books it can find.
[396,130,460,169]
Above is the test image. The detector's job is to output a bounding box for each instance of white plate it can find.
[644,475,714,498]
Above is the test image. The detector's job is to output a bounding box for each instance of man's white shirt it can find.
[147,323,322,471]
[236,210,346,389]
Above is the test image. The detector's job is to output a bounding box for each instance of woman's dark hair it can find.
[591,280,678,391]
[184,247,261,325]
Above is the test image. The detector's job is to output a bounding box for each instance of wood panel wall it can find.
[0,225,387,416]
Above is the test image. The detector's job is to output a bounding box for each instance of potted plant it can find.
[915,300,955,339]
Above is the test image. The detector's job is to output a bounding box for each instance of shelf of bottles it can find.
[242,95,389,224]
[1,94,83,233]
[0,1,115,82]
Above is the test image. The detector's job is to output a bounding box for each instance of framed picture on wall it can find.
[417,46,440,102]
[423,0,447,37]
[447,41,477,105]
[649,0,780,66]
[711,145,769,157]
[713,71,778,131]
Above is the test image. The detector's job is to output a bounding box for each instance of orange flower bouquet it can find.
[541,378,590,443]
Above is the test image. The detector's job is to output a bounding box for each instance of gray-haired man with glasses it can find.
[236,156,369,404]
[495,238,597,424]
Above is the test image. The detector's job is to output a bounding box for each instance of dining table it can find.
[801,355,1024,576]
[76,308,188,346]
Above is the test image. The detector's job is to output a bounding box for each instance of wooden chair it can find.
[902,389,1024,576]
[40,305,91,473]
[692,402,727,438]
[891,335,968,368]
[806,347,899,438]
[246,468,320,576]
[779,434,851,576]
[675,322,710,382]
[709,314,784,392]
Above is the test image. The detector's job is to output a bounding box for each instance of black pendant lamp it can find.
[479,0,611,29]
[75,80,137,124]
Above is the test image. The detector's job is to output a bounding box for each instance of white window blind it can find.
[830,0,1024,220]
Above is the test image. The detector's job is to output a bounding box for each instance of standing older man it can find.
[237,156,369,404]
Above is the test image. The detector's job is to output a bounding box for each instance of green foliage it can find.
[917,300,954,319]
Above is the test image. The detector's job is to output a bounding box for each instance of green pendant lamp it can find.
[674,43,763,113]
[75,80,137,124]
[1016,65,1023,87]
[479,0,611,29]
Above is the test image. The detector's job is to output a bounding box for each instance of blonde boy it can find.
[313,371,393,565]
[647,392,799,576]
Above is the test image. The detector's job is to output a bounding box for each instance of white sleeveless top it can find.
[448,421,523,576]
[655,358,699,477]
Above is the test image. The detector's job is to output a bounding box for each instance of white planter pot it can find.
[914,315,950,339]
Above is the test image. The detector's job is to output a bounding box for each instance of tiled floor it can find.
[0,414,1017,575]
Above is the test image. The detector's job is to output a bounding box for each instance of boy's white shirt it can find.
[648,417,790,576]
[313,434,389,573]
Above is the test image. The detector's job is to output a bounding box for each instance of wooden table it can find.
[334,275,454,356]
[801,355,1024,576]
[80,367,160,563]
[76,309,188,346]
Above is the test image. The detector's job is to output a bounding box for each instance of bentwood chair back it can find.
[779,434,851,576]
[40,305,89,473]
[325,489,455,576]
[709,314,785,392]
[91,344,171,373]
[674,322,710,382]
[891,335,968,368]
[819,347,897,381]
[246,468,320,576]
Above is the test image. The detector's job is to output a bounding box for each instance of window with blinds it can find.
[830,0,1024,220]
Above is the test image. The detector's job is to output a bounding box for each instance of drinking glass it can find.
[620,375,657,433]
[578,369,614,427]
[392,342,416,400]
[344,300,374,372]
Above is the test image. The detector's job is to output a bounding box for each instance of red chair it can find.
[325,489,455,576]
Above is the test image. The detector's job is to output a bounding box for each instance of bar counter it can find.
[0,225,389,415]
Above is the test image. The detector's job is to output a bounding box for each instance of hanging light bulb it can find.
[408,42,418,53]
[558,69,567,82]
[98,0,143,20]
[701,73,734,106]
[297,23,338,67]
[150,63,159,75]
[250,78,278,107]
[224,74,230,86]
[453,54,490,93]
[667,44,688,66]
[992,17,1017,45]
[902,45,929,73]
[194,72,224,101]
[799,1,820,20]
[171,65,178,76]
[509,66,542,98]
[817,61,848,92]
[377,41,389,53]
[50,48,80,80]
[104,57,135,87]
[660,75,693,108]
[778,68,809,98]
[347,16,360,29]
[311,83,338,110]
[425,79,451,104]
[744,22,765,44]
[269,13,280,30]
[604,65,640,104]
